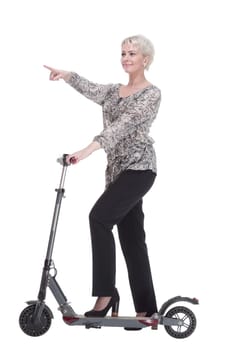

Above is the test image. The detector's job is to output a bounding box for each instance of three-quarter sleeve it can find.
[67,72,113,105]
[93,88,161,153]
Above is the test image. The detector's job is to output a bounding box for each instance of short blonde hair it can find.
[121,34,155,70]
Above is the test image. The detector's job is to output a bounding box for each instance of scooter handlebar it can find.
[57,154,76,166]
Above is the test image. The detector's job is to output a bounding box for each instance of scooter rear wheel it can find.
[19,304,52,337]
[164,306,196,338]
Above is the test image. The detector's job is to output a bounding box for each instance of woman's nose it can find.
[122,54,130,62]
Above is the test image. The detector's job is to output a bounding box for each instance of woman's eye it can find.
[130,52,136,56]
[121,53,126,57]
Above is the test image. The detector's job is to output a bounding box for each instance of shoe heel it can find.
[111,300,119,317]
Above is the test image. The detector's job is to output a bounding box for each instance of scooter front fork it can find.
[27,258,75,321]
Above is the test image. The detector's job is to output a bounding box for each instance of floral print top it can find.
[67,73,161,187]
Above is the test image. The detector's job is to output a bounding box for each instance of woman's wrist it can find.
[63,71,72,82]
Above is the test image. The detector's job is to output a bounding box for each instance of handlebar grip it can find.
[57,154,77,166]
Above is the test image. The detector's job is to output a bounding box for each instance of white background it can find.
[1,0,232,348]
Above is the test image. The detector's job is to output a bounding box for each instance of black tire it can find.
[19,304,52,337]
[164,306,196,338]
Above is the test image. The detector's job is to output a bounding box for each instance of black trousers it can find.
[89,169,157,313]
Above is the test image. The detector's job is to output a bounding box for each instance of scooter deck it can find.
[63,314,159,329]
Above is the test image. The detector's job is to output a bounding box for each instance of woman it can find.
[44,34,161,322]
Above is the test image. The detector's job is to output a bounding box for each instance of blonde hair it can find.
[121,34,155,70]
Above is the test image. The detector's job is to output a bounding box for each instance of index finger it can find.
[43,65,55,72]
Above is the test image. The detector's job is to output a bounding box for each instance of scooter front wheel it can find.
[19,304,52,337]
[164,306,197,338]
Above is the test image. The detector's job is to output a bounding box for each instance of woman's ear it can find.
[143,56,149,68]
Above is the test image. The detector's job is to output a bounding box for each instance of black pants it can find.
[89,169,157,313]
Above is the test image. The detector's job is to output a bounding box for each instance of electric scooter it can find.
[19,154,199,338]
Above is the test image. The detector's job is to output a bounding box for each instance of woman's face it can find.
[121,42,147,74]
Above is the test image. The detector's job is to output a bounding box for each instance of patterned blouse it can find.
[67,73,161,187]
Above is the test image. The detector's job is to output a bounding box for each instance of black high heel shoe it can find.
[84,288,120,317]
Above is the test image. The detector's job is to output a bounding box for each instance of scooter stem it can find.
[38,155,70,302]
[46,160,68,261]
